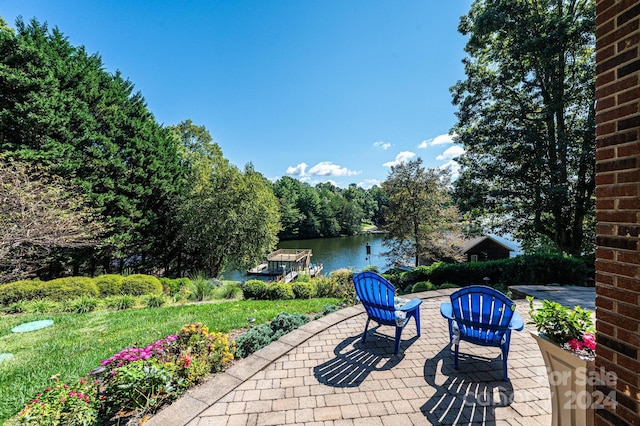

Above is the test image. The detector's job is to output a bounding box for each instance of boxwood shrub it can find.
[267,282,295,300]
[95,274,124,296]
[292,281,318,299]
[0,277,99,305]
[241,279,268,300]
[119,274,163,296]
[159,277,192,295]
[412,281,436,292]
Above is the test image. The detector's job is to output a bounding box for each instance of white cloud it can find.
[438,160,461,181]
[373,140,392,150]
[383,151,416,167]
[418,132,458,148]
[285,162,308,176]
[436,145,465,161]
[358,179,381,189]
[308,161,361,177]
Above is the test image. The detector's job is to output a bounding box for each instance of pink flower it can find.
[567,338,584,351]
[582,333,596,351]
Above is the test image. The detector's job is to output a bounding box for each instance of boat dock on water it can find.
[247,249,323,282]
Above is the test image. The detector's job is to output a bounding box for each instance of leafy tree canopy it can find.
[451,0,596,255]
[382,158,462,267]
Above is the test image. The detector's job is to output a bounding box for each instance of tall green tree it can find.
[451,0,596,255]
[382,158,462,267]
[0,18,185,274]
[170,121,280,277]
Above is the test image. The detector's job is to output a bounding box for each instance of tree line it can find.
[0,0,596,282]
[0,18,392,283]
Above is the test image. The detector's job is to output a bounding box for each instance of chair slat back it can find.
[450,286,515,345]
[353,272,396,324]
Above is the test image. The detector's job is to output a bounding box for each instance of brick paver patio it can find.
[148,287,593,425]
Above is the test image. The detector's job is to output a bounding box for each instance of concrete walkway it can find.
[148,286,595,426]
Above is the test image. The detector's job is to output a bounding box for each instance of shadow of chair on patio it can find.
[313,327,417,388]
[420,345,515,425]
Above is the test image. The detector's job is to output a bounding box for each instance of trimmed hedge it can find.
[0,277,99,305]
[242,279,268,300]
[292,281,318,299]
[267,282,295,300]
[95,274,124,296]
[119,274,163,296]
[397,253,589,288]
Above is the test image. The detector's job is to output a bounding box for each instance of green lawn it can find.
[0,298,339,423]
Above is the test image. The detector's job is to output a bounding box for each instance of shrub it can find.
[119,274,163,296]
[43,277,99,301]
[361,265,380,273]
[175,323,235,374]
[313,304,339,320]
[103,295,138,310]
[241,279,268,300]
[269,312,309,337]
[16,375,98,426]
[328,269,357,304]
[235,312,310,358]
[187,275,215,301]
[100,358,175,418]
[23,299,63,314]
[267,282,295,300]
[234,324,273,358]
[94,274,124,297]
[0,277,99,306]
[295,273,311,283]
[397,253,589,288]
[3,300,28,314]
[66,297,100,314]
[144,293,167,308]
[292,281,317,299]
[314,276,335,298]
[0,280,43,305]
[159,277,192,296]
[212,282,243,300]
[412,281,436,292]
[438,283,460,289]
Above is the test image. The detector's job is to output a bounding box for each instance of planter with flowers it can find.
[527,296,595,426]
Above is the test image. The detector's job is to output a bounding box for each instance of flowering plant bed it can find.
[12,322,235,425]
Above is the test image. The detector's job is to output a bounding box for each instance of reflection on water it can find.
[223,234,389,282]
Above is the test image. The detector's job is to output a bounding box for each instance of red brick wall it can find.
[595,1,640,424]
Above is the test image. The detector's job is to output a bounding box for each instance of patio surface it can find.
[148,286,595,426]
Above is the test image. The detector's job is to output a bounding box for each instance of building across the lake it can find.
[462,235,514,262]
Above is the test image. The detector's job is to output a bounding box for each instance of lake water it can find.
[223,233,390,282]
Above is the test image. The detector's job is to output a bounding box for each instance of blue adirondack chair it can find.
[352,272,422,354]
[440,285,524,381]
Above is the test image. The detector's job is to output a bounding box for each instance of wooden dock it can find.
[246,249,321,282]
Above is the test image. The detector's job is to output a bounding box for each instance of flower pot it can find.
[531,332,595,426]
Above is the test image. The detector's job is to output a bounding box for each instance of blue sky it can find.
[1,1,472,188]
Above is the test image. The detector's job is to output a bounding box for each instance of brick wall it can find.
[595,1,640,424]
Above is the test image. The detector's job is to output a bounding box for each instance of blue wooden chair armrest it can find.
[509,311,524,331]
[440,302,453,319]
[398,298,422,312]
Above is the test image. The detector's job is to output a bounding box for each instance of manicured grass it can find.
[0,298,339,423]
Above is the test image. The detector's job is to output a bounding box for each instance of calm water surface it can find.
[224,233,390,281]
